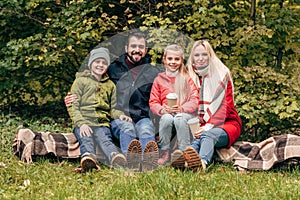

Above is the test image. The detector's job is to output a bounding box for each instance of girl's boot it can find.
[157,150,170,165]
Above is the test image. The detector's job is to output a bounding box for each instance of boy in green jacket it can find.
[68,47,126,172]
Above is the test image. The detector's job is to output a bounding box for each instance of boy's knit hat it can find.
[88,47,110,68]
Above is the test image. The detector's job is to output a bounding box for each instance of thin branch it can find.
[0,8,46,26]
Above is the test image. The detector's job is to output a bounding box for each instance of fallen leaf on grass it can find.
[124,171,134,177]
[0,162,7,168]
[24,179,30,187]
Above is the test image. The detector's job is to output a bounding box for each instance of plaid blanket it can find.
[13,128,81,163]
[13,129,300,170]
[216,134,300,170]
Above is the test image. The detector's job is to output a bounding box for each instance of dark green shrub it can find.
[232,65,300,141]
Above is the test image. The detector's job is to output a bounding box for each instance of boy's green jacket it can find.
[68,71,124,128]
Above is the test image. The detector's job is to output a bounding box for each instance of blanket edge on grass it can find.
[13,128,80,163]
[13,129,300,170]
[216,134,300,170]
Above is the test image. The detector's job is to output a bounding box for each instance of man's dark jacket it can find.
[107,54,160,123]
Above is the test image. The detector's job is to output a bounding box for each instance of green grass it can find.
[1,116,300,199]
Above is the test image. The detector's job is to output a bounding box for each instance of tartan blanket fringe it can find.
[13,128,80,163]
[216,134,300,170]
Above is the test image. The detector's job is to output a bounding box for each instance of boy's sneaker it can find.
[111,152,127,169]
[80,154,98,173]
[126,139,142,172]
[142,141,159,172]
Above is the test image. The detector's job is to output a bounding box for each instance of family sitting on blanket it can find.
[65,34,242,173]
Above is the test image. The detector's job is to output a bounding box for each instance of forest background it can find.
[0,0,299,142]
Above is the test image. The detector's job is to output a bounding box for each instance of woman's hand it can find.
[80,124,93,137]
[119,115,132,123]
[64,92,77,107]
[194,127,204,139]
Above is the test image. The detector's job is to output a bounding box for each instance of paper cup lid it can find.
[166,93,178,99]
[187,117,199,124]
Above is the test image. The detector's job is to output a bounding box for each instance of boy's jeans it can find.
[73,126,119,161]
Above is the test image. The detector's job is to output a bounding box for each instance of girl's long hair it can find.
[163,44,190,104]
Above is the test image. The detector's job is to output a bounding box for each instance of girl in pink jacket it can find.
[149,44,199,165]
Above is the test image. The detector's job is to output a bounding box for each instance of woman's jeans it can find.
[190,127,228,166]
[110,118,155,155]
[159,113,193,151]
[73,126,119,162]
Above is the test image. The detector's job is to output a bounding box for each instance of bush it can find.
[232,65,300,141]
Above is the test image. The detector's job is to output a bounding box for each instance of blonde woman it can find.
[171,40,242,172]
[149,44,199,165]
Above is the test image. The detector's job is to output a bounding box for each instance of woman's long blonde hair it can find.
[186,40,232,88]
[163,44,191,104]
[186,39,235,107]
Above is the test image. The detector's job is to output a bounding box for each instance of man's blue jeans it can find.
[73,126,120,161]
[110,118,155,155]
[190,128,228,166]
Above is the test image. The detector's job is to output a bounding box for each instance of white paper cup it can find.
[166,93,178,107]
[187,117,200,137]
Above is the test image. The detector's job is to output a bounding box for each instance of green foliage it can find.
[233,65,300,141]
[0,0,121,111]
[0,0,299,139]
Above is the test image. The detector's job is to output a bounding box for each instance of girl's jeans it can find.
[190,127,228,166]
[159,113,193,151]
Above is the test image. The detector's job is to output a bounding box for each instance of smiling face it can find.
[192,45,210,69]
[90,58,109,77]
[163,50,183,73]
[125,36,148,64]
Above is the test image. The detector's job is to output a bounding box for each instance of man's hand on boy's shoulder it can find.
[65,92,77,107]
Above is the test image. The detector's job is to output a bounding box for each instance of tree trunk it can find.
[276,0,285,70]
[279,0,283,8]
[250,0,256,25]
[276,47,283,70]
[209,0,214,9]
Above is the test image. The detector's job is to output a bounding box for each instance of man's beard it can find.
[127,52,143,64]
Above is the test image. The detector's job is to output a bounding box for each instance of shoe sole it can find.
[126,139,142,172]
[111,154,127,169]
[184,147,201,173]
[142,141,159,172]
[81,157,97,173]
[171,150,186,170]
